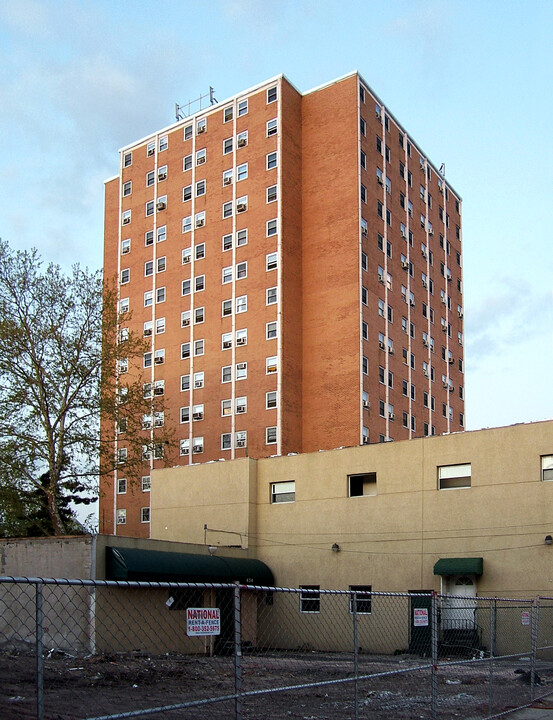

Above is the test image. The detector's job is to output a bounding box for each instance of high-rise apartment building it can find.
[101,72,465,537]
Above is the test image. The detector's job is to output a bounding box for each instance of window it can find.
[195,211,205,228]
[266,252,278,271]
[438,463,471,490]
[238,99,248,115]
[222,201,233,219]
[266,356,277,374]
[146,170,154,187]
[145,230,154,246]
[154,348,165,365]
[192,437,203,454]
[183,154,192,171]
[180,439,190,456]
[195,179,206,197]
[224,106,233,122]
[142,476,151,492]
[117,478,127,494]
[222,365,232,383]
[117,448,127,464]
[236,195,248,212]
[192,403,204,421]
[196,148,206,165]
[266,426,277,444]
[267,118,278,136]
[222,299,232,316]
[266,321,277,340]
[266,391,277,409]
[180,374,190,391]
[144,291,153,307]
[223,168,233,186]
[360,117,366,136]
[271,481,295,504]
[123,151,132,167]
[182,216,192,233]
[159,135,168,152]
[122,181,132,197]
[266,152,278,170]
[196,117,206,134]
[361,185,367,203]
[154,379,164,395]
[156,256,166,273]
[267,86,277,103]
[158,165,167,182]
[120,268,130,284]
[157,225,166,243]
[236,362,247,380]
[194,307,204,324]
[156,287,165,303]
[184,125,193,140]
[147,140,155,156]
[266,287,277,305]
[146,200,154,217]
[236,295,247,313]
[349,586,372,614]
[348,473,376,497]
[235,430,247,448]
[195,243,205,260]
[141,507,150,523]
[181,342,190,359]
[194,371,204,389]
[194,339,204,356]
[542,456,553,482]
[221,399,232,417]
[237,163,248,181]
[195,275,205,292]
[267,184,278,203]
[221,433,232,450]
[237,131,248,148]
[143,352,152,368]
[300,586,320,613]
[144,261,153,277]
[116,509,126,525]
[223,137,233,154]
[182,280,191,296]
[267,219,278,236]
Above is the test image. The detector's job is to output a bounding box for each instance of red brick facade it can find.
[100,73,465,537]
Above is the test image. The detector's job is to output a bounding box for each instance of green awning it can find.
[106,546,274,585]
[433,557,483,577]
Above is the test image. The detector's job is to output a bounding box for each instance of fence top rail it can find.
[0,576,240,590]
[437,593,536,604]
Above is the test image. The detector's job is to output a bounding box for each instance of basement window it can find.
[438,463,471,490]
[270,481,295,504]
[348,472,376,497]
[300,586,320,613]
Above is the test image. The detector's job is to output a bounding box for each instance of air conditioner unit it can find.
[362,228,368,237]
[447,274,452,282]
[223,176,232,186]
[155,357,164,364]
[423,339,429,347]
[388,412,395,421]
[441,325,447,332]
[388,346,394,355]
[443,382,449,389]
[195,218,205,228]
[375,110,381,119]
[421,249,427,258]
[441,296,446,304]
[236,406,245,414]
[410,299,415,307]
[422,280,428,288]
[144,328,152,336]
[423,369,429,377]
[428,229,434,236]
[147,147,154,156]
[448,357,454,364]
[122,217,130,225]
[223,341,232,349]
[378,341,386,350]
[237,202,247,212]
[194,381,203,389]
[236,337,246,345]
[156,200,166,210]
[267,365,277,373]
[142,421,152,430]
[362,437,370,445]
[193,445,202,453]
[237,137,247,147]
[122,246,130,254]
[401,261,409,270]
[236,439,246,447]
[378,276,385,285]
[363,400,370,409]
[158,172,167,181]
[181,448,189,455]
[193,412,203,420]
[458,310,463,318]
[154,387,164,396]
[439,185,445,194]
[183,256,191,265]
[237,363,247,370]
[197,126,206,134]
[197,156,206,164]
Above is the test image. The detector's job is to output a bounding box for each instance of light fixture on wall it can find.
[544,536,553,546]
[208,546,217,555]
[332,543,341,553]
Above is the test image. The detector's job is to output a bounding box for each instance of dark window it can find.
[349,472,376,497]
[350,585,372,614]
[300,586,320,613]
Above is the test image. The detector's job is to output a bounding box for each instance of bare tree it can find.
[0,240,173,536]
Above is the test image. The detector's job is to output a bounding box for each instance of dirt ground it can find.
[1,649,552,720]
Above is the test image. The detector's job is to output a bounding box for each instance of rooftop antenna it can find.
[175,86,218,122]
[439,163,446,177]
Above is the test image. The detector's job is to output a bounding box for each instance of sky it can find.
[0,0,551,433]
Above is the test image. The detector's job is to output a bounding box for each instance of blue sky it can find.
[0,0,551,432]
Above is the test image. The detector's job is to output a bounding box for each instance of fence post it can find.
[352,591,359,720]
[531,599,539,701]
[35,581,44,720]
[234,582,242,720]
[488,598,496,717]
[431,591,438,720]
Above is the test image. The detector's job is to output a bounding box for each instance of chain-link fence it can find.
[1,577,553,720]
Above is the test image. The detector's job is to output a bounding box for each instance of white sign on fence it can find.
[186,607,221,636]
[521,611,531,626]
[413,608,429,627]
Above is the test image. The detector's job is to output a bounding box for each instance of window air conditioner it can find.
[362,437,370,445]
[423,339,429,347]
[181,448,189,455]
[236,337,246,345]
[156,200,166,210]
[377,177,383,186]
[237,362,246,370]
[154,387,164,396]
[193,413,203,420]
[122,246,130,254]
[194,381,203,389]
[422,280,428,288]
[448,357,454,364]
[142,421,152,430]
[362,227,368,236]
[237,202,247,212]
[223,176,232,186]
[236,406,245,414]
[458,310,463,318]
[144,328,152,336]
[237,137,247,147]
[158,172,167,180]
[122,217,130,225]
[388,346,394,355]
[378,341,386,350]
[236,439,246,447]
[155,357,164,364]
[401,260,409,270]
[223,341,232,349]
[182,256,190,264]
[410,299,415,307]
[388,412,395,420]
[443,382,449,389]
[197,156,206,164]
[197,126,206,134]
[147,148,154,156]
[182,318,190,327]
[195,218,205,228]
[442,325,447,332]
[423,370,429,378]
[441,297,446,304]
[363,400,370,409]
[193,445,202,453]
[401,230,407,238]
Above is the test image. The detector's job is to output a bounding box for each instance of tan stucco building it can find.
[151,420,553,599]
